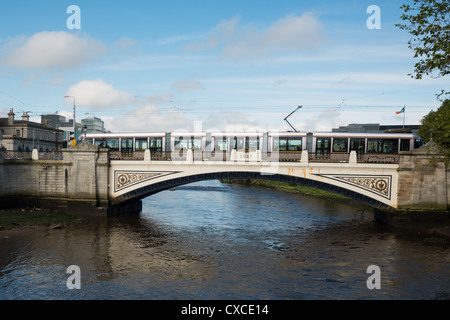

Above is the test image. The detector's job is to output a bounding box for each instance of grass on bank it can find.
[221,179,351,201]
[0,209,78,231]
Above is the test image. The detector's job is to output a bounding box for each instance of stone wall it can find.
[0,141,109,213]
[397,143,448,211]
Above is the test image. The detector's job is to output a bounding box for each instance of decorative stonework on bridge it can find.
[313,174,392,200]
[108,149,400,209]
[1,142,448,225]
[115,171,180,192]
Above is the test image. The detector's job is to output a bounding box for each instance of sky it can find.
[0,0,447,133]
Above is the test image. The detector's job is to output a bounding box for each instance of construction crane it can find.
[284,105,302,132]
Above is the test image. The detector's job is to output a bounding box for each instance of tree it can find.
[396,0,450,97]
[417,99,450,149]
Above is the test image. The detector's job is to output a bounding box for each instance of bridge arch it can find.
[110,171,391,210]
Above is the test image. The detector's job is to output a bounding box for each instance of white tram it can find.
[82,130,424,156]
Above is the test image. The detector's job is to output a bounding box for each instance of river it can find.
[0,180,449,301]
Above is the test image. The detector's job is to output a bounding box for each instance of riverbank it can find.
[0,208,80,233]
[220,179,354,202]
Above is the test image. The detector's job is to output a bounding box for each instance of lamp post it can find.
[64,96,76,144]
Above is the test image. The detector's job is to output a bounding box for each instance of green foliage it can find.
[418,99,450,149]
[396,0,450,97]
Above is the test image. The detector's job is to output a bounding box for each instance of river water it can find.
[0,180,449,300]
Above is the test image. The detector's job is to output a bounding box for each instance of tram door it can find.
[316,137,331,155]
[233,137,246,152]
[350,138,365,155]
[233,137,259,152]
[121,138,134,152]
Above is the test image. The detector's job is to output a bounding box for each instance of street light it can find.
[64,96,76,144]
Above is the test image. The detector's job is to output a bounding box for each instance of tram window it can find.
[175,137,188,150]
[135,138,148,151]
[248,137,259,151]
[191,138,202,150]
[414,138,424,149]
[94,139,106,148]
[367,139,378,153]
[234,137,246,151]
[275,138,287,151]
[316,138,331,154]
[105,138,119,150]
[121,138,133,152]
[214,138,227,151]
[367,139,398,153]
[350,138,365,154]
[175,137,201,150]
[149,138,162,152]
[332,138,348,153]
[287,138,302,151]
[400,139,410,151]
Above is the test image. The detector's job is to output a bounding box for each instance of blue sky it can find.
[0,0,447,133]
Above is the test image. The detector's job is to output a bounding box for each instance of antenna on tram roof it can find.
[284,105,302,132]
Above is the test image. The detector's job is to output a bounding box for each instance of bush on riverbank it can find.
[220,179,351,202]
[0,209,78,231]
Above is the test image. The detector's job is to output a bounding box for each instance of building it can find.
[81,117,104,133]
[41,114,106,145]
[41,114,83,146]
[332,123,421,134]
[0,109,63,151]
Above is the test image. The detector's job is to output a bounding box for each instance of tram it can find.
[82,130,424,157]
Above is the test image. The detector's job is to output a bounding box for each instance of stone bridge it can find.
[0,141,448,225]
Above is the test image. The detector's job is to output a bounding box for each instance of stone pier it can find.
[375,142,449,226]
[0,141,110,214]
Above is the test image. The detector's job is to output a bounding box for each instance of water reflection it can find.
[0,180,448,300]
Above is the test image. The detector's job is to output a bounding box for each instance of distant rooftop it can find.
[332,123,421,134]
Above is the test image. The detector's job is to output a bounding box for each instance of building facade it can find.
[81,117,104,133]
[41,114,83,145]
[332,123,421,134]
[0,109,63,151]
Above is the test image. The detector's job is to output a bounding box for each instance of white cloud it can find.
[184,12,325,61]
[65,79,133,109]
[1,31,106,69]
[109,105,191,132]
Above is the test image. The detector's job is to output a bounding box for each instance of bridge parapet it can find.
[109,150,400,210]
[108,149,400,164]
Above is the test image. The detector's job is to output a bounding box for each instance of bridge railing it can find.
[38,151,64,160]
[107,150,400,164]
[0,150,64,161]
[2,150,33,160]
[357,154,399,164]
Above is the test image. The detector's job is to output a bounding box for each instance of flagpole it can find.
[403,105,405,129]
